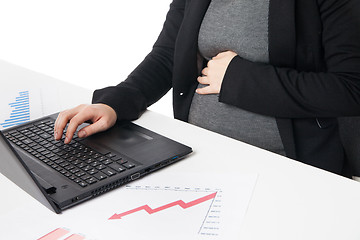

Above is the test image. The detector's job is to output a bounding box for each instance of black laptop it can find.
[0,113,192,213]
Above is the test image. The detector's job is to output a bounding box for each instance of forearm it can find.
[92,47,174,120]
[219,56,360,118]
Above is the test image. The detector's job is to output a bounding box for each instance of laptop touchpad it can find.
[82,124,153,151]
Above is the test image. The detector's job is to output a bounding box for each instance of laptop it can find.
[0,113,192,213]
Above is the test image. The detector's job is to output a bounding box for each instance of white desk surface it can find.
[1,60,360,239]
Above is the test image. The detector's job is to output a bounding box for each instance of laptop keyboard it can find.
[3,119,136,188]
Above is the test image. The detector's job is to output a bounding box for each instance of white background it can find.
[0,0,173,117]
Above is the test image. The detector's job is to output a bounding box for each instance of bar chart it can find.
[0,90,30,129]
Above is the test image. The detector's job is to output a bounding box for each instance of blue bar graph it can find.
[0,91,30,129]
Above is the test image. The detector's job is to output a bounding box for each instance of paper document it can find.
[0,172,257,240]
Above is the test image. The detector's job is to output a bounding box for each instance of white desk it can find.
[1,61,360,239]
[137,112,360,239]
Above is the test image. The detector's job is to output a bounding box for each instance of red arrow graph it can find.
[109,192,217,220]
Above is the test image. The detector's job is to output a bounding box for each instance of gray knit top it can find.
[188,0,285,155]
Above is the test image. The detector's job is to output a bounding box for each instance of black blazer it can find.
[93,0,360,175]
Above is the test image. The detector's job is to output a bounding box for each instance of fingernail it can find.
[78,130,86,138]
[54,132,58,139]
[64,137,69,144]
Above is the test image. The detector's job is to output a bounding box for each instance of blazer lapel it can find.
[269,0,296,67]
[173,0,211,121]
[269,0,297,159]
[173,0,211,89]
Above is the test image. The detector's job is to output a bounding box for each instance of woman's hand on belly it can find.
[196,50,237,95]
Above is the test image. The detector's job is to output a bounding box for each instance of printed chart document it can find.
[0,172,257,240]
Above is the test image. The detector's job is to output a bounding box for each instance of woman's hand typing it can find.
[54,103,117,144]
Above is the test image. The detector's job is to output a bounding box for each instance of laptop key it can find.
[82,165,93,171]
[108,163,126,172]
[60,162,69,168]
[103,168,116,176]
[78,181,88,187]
[36,147,46,153]
[81,175,91,181]
[77,162,87,168]
[50,156,60,161]
[54,166,62,172]
[106,153,116,158]
[54,159,64,165]
[96,164,106,170]
[122,162,136,169]
[40,133,52,139]
[70,168,80,174]
[86,177,97,185]
[75,171,86,177]
[84,158,95,164]
[88,169,98,175]
[102,159,112,165]
[64,165,75,171]
[23,139,33,145]
[90,161,100,167]
[117,158,128,164]
[93,172,107,180]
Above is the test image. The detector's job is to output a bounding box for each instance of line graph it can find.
[111,185,224,237]
[109,192,217,220]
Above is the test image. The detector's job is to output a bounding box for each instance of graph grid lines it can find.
[0,91,30,128]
